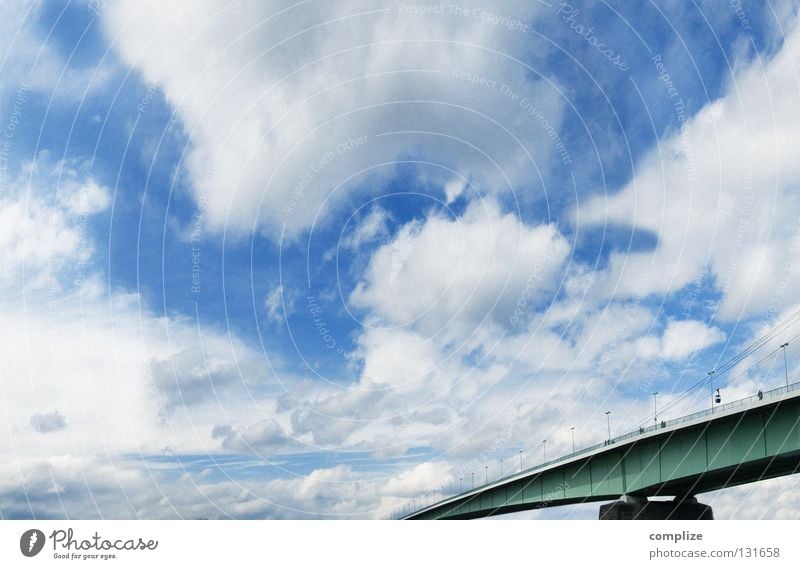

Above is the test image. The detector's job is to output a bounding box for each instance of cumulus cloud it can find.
[382,461,453,496]
[0,155,109,293]
[0,156,283,462]
[0,452,460,519]
[101,0,561,237]
[150,346,246,419]
[340,206,391,251]
[218,419,294,455]
[268,200,581,455]
[576,12,800,319]
[350,199,570,333]
[661,320,726,360]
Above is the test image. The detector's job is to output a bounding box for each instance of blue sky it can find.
[2,0,800,519]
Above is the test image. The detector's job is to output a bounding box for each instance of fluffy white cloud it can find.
[0,156,107,293]
[0,156,283,463]
[381,461,453,496]
[101,0,562,237]
[661,319,726,360]
[340,206,390,251]
[576,12,800,319]
[265,201,580,455]
[350,199,570,333]
[0,450,463,519]
[217,418,294,455]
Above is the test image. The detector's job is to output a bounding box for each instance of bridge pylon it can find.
[599,494,713,520]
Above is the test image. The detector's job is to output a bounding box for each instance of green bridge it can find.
[403,382,800,519]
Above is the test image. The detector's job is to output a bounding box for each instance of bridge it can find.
[402,381,800,519]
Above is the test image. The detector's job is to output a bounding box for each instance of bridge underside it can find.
[408,399,800,519]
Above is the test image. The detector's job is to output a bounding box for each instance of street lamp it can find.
[484,465,488,484]
[708,370,716,410]
[459,477,463,493]
[500,459,504,478]
[653,392,659,426]
[570,426,575,453]
[781,342,790,388]
[519,450,523,472]
[542,439,548,462]
[472,472,475,489]
[605,411,611,442]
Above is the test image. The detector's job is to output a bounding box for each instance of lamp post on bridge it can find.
[500,459,504,478]
[605,411,611,442]
[708,370,716,410]
[781,342,790,388]
[571,426,575,453]
[484,465,488,484]
[542,439,547,463]
[471,472,474,489]
[519,450,523,472]
[653,392,659,426]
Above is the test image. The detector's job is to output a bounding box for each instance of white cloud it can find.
[661,320,726,360]
[218,418,293,455]
[0,156,108,293]
[576,13,800,319]
[101,0,561,237]
[444,177,468,204]
[265,199,584,457]
[0,450,464,519]
[265,285,286,323]
[0,155,282,462]
[350,199,570,333]
[707,474,800,519]
[382,461,452,496]
[0,455,386,519]
[341,206,390,251]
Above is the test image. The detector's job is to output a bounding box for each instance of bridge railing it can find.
[606,381,800,447]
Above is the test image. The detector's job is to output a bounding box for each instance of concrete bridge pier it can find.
[599,495,713,520]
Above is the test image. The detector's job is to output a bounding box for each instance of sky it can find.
[2,0,800,520]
